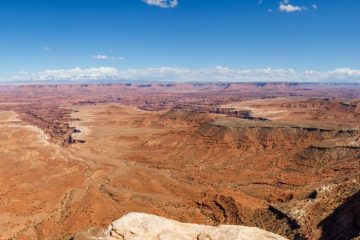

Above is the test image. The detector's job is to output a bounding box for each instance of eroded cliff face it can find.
[270,177,360,239]
[318,190,360,240]
[74,212,288,240]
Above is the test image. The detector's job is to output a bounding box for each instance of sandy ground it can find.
[0,95,359,239]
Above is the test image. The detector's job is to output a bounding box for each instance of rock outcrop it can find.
[74,212,288,240]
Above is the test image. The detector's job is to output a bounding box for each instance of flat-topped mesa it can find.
[209,107,270,121]
[170,106,270,121]
[197,120,360,149]
[74,212,288,240]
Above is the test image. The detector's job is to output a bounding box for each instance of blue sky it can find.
[0,0,360,82]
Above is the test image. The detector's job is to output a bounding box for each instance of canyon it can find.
[0,83,359,240]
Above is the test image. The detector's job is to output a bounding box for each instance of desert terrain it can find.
[0,82,360,240]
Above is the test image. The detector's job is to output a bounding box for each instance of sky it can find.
[0,0,360,83]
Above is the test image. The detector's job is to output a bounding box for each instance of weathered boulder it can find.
[75,212,288,240]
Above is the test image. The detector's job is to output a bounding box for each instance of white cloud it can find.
[93,54,109,60]
[312,4,318,10]
[43,46,50,52]
[279,3,305,12]
[8,67,360,83]
[93,54,125,61]
[143,0,178,8]
[278,0,309,12]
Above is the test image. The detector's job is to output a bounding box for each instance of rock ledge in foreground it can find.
[74,212,288,240]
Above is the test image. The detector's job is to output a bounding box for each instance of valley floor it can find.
[0,83,359,240]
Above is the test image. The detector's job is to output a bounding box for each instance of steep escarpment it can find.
[297,145,360,167]
[197,120,360,151]
[318,190,360,240]
[268,176,360,239]
[0,103,85,146]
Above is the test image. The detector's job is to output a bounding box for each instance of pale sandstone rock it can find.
[81,212,288,240]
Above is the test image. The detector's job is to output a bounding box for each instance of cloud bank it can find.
[13,67,119,82]
[8,66,360,83]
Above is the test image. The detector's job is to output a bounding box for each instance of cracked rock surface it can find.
[75,212,288,240]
